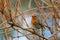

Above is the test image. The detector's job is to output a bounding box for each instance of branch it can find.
[8,22,48,40]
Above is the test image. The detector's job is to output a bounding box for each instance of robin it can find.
[31,15,49,29]
[31,15,41,29]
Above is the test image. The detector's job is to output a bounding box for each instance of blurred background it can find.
[0,0,60,40]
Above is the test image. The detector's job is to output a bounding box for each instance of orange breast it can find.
[31,17,37,24]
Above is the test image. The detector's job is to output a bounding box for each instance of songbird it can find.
[31,15,41,29]
[31,15,49,29]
